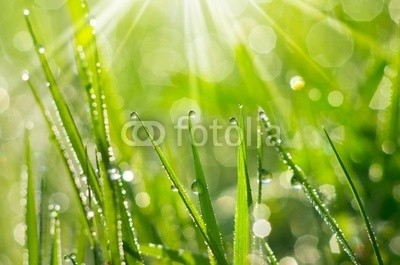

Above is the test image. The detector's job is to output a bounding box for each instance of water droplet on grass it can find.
[188,110,196,118]
[171,185,178,192]
[130,111,138,120]
[291,176,302,190]
[21,71,30,81]
[38,46,45,54]
[290,76,305,91]
[229,117,237,125]
[108,166,121,180]
[260,169,272,184]
[23,9,30,16]
[191,181,199,195]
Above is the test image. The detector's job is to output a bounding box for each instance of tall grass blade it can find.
[24,10,102,204]
[233,106,252,264]
[24,129,39,265]
[259,107,359,264]
[188,111,226,261]
[131,112,228,265]
[324,129,384,265]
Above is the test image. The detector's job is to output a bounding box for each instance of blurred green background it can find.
[1,0,400,264]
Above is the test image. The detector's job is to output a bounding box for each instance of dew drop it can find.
[290,75,305,91]
[258,110,267,120]
[191,181,199,195]
[38,46,45,54]
[87,210,95,219]
[21,71,30,81]
[260,168,273,184]
[188,110,196,118]
[238,104,243,109]
[229,117,237,125]
[107,166,121,180]
[171,185,178,192]
[291,176,302,190]
[130,111,138,120]
[23,9,30,16]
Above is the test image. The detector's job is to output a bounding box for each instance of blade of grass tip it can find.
[24,77,96,248]
[188,111,226,259]
[24,129,39,265]
[23,10,102,205]
[258,107,359,265]
[130,112,228,265]
[49,206,62,265]
[324,129,384,265]
[233,106,252,265]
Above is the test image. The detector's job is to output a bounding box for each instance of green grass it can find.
[6,0,399,264]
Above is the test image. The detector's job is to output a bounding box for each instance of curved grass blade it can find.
[324,129,384,265]
[131,112,229,265]
[258,107,359,265]
[233,107,252,264]
[24,10,102,205]
[188,111,226,261]
[24,129,39,265]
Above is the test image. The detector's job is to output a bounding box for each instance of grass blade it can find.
[24,129,39,265]
[188,111,226,261]
[259,107,359,264]
[233,106,252,264]
[24,10,102,204]
[131,112,229,265]
[49,207,62,265]
[324,128,384,265]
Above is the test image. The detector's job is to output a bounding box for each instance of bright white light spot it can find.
[21,71,30,81]
[122,170,134,182]
[0,88,10,113]
[249,25,276,54]
[252,219,271,238]
[90,19,97,27]
[327,90,343,107]
[38,47,45,54]
[290,76,305,91]
[342,0,383,21]
[135,192,150,208]
[23,9,30,16]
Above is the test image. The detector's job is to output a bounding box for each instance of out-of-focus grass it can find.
[1,0,400,264]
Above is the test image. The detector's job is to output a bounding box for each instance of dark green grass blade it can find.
[188,111,226,261]
[324,129,384,265]
[259,107,359,264]
[24,129,39,265]
[24,11,102,204]
[131,113,228,265]
[233,108,252,264]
